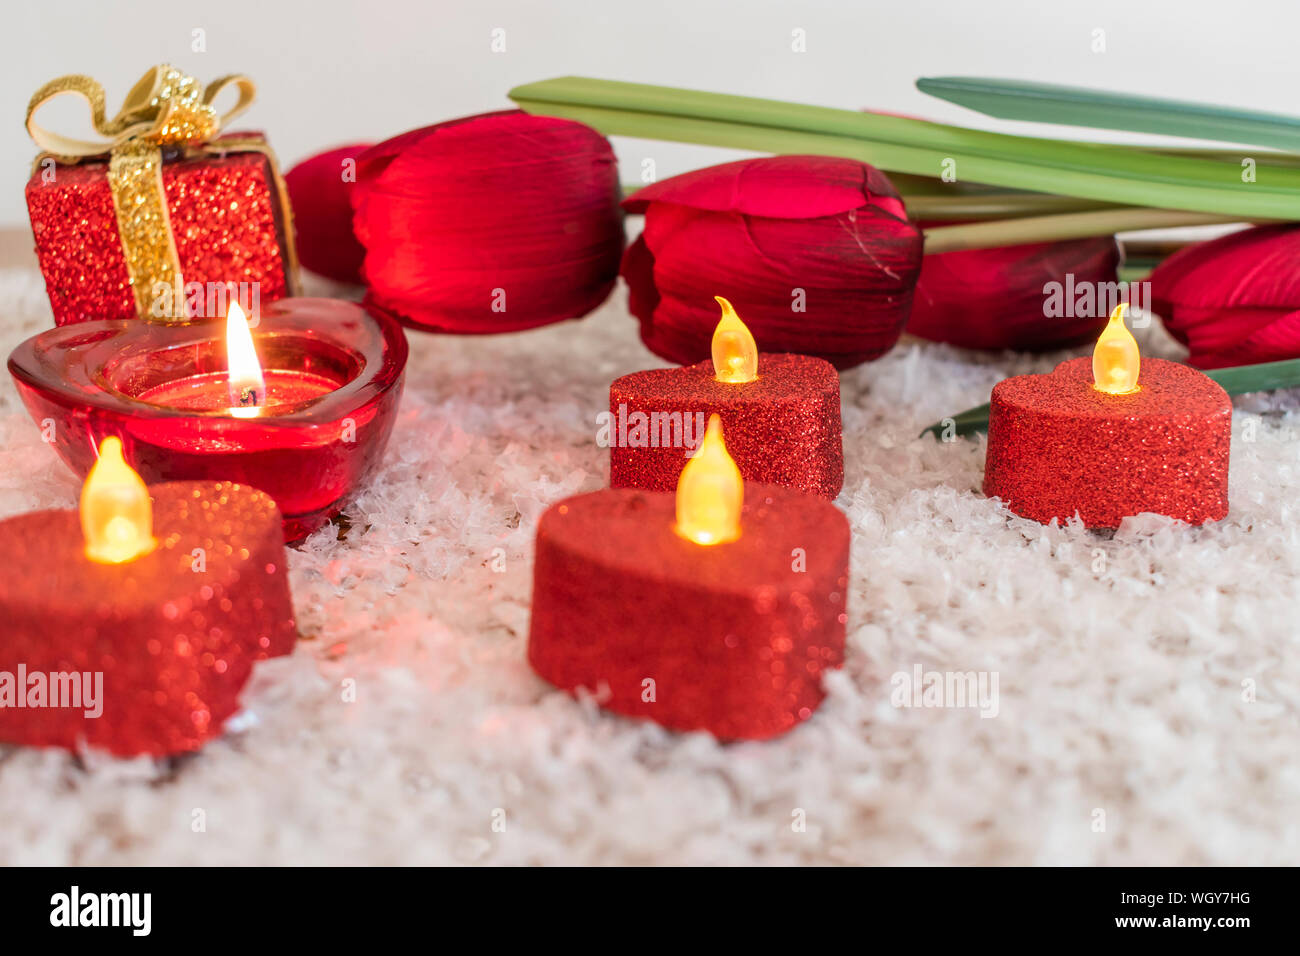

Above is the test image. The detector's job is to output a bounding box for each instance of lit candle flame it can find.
[81,436,156,564]
[1092,303,1140,395]
[226,301,265,418]
[712,296,758,384]
[675,414,743,546]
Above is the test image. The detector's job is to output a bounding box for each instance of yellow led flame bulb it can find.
[226,301,266,418]
[1092,303,1141,395]
[711,296,758,384]
[675,414,743,546]
[80,436,156,564]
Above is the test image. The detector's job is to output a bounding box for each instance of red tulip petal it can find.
[908,236,1121,351]
[1234,309,1300,358]
[285,143,372,283]
[1151,224,1300,367]
[620,234,661,330]
[625,155,906,222]
[625,158,922,369]
[352,111,624,333]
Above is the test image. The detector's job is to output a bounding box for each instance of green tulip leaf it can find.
[916,76,1300,152]
[509,77,1300,221]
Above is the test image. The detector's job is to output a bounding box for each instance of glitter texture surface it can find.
[107,140,183,319]
[25,140,291,326]
[608,354,843,498]
[528,484,850,740]
[984,357,1231,528]
[0,481,296,757]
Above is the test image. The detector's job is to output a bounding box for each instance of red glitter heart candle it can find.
[984,306,1231,528]
[0,439,296,757]
[8,298,407,542]
[608,297,843,498]
[530,416,849,740]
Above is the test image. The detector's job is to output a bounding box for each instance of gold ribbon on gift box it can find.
[26,65,300,321]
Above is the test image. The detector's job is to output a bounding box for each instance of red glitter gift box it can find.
[26,141,297,326]
[24,66,299,326]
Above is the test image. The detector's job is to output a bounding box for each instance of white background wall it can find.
[5,0,1297,226]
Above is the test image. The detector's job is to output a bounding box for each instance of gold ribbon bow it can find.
[26,66,258,320]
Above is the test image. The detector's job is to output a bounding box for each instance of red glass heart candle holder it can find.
[8,298,407,541]
[984,356,1231,528]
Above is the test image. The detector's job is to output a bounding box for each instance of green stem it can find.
[1121,239,1193,259]
[1117,266,1154,284]
[509,77,1300,219]
[870,172,1006,196]
[901,193,1119,221]
[923,208,1260,254]
[1123,146,1300,168]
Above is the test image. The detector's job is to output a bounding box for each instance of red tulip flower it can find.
[1150,224,1300,368]
[285,143,372,284]
[621,156,923,369]
[907,234,1121,351]
[352,111,624,333]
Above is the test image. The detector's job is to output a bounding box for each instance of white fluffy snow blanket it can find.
[0,259,1297,866]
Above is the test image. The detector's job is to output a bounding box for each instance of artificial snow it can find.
[0,263,1297,865]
